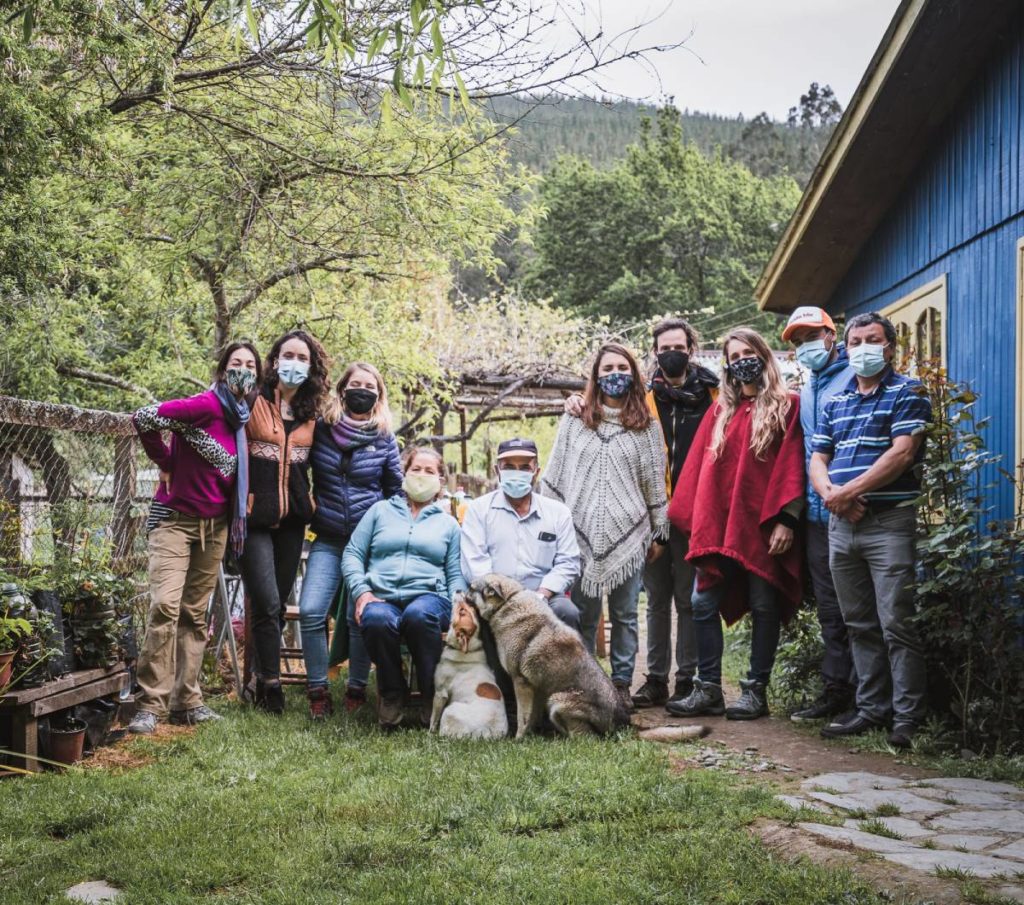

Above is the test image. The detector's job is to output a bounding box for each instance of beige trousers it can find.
[136,514,227,716]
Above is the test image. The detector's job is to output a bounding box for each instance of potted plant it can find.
[0,613,31,688]
[45,714,88,767]
[62,572,132,669]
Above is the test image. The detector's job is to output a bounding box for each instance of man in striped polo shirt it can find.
[809,312,932,749]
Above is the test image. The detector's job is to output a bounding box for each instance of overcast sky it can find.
[576,0,901,119]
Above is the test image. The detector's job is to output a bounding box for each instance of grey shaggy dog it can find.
[467,573,631,738]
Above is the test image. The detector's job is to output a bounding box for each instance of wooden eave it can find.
[756,0,1023,313]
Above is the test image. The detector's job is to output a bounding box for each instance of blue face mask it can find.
[796,339,832,372]
[597,372,633,398]
[498,469,534,499]
[849,343,889,378]
[277,359,310,389]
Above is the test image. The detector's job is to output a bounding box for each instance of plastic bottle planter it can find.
[71,597,120,669]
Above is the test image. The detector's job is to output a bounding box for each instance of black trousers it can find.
[806,520,856,691]
[237,522,306,680]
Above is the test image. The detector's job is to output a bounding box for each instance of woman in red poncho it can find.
[666,327,804,721]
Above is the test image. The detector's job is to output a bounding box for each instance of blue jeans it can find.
[360,593,451,700]
[298,537,371,689]
[575,570,643,685]
[691,558,780,687]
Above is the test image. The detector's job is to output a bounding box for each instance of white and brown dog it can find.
[430,596,509,739]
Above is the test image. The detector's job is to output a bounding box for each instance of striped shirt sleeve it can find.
[811,398,836,455]
[890,385,932,438]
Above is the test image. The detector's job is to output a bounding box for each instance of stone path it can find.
[779,772,1024,901]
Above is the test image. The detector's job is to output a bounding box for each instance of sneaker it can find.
[631,676,669,708]
[378,695,404,729]
[725,679,769,721]
[255,679,285,715]
[169,705,222,726]
[666,677,694,706]
[665,679,725,717]
[343,686,367,715]
[128,710,158,735]
[790,686,853,723]
[613,682,636,714]
[307,685,334,721]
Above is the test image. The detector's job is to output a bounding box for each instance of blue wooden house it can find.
[756,0,1024,522]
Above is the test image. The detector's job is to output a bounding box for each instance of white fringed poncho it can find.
[540,407,669,596]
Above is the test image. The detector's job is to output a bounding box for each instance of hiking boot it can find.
[790,686,853,723]
[343,685,367,715]
[128,710,158,735]
[725,679,769,721]
[169,704,222,726]
[666,677,694,707]
[612,682,635,714]
[307,685,334,721]
[664,679,725,717]
[631,676,669,708]
[378,695,404,730]
[255,679,286,715]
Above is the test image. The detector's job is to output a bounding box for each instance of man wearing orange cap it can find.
[782,306,857,722]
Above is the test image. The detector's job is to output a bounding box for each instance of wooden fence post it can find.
[111,436,137,571]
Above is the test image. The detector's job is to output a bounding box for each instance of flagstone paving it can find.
[778,772,1024,896]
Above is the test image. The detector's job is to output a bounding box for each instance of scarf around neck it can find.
[650,366,717,408]
[213,381,251,556]
[330,414,380,451]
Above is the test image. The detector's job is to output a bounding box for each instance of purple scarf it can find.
[330,415,379,452]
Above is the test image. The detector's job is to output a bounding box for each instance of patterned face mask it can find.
[727,356,764,385]
[225,367,257,396]
[597,371,634,398]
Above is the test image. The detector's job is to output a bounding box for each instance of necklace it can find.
[280,399,294,420]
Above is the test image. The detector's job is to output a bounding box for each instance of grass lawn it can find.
[0,687,891,905]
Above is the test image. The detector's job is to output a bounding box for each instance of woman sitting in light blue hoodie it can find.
[342,445,465,729]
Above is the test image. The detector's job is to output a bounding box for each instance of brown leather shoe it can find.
[377,695,403,729]
[307,685,334,721]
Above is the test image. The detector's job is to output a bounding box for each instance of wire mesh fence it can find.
[0,396,153,625]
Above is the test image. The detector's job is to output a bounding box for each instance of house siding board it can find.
[827,14,1024,522]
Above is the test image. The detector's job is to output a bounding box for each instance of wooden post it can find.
[111,435,137,570]
[458,407,468,474]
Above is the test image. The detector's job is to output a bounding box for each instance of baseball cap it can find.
[781,306,836,342]
[496,438,538,460]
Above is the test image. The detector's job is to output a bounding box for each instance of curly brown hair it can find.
[580,342,651,432]
[262,330,330,423]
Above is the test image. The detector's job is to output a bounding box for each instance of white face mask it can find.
[403,472,440,503]
[277,359,310,388]
[848,343,888,378]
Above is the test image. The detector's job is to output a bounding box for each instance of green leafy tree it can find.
[525,105,801,337]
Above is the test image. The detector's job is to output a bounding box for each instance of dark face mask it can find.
[656,350,689,379]
[344,387,378,415]
[727,356,765,384]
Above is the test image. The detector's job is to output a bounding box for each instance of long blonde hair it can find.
[709,327,792,460]
[323,361,394,434]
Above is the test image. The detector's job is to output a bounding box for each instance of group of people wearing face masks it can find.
[126,309,931,745]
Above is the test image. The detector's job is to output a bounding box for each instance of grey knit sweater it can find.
[540,407,669,596]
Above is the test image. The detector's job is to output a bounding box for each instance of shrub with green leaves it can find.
[912,364,1024,755]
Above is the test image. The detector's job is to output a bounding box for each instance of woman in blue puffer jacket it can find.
[299,361,403,719]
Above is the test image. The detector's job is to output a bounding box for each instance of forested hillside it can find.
[487,85,840,186]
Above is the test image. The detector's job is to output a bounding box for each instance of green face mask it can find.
[225,367,257,396]
[403,472,440,503]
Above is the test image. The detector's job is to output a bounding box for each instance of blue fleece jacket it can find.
[802,344,855,524]
[341,495,466,604]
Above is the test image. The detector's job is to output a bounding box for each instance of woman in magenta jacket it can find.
[127,342,259,735]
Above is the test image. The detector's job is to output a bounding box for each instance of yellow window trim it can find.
[881,274,948,368]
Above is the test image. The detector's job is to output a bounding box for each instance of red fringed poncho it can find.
[668,395,805,625]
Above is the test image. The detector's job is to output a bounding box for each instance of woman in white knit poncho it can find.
[541,342,669,709]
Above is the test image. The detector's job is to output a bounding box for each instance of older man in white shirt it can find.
[461,437,581,631]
